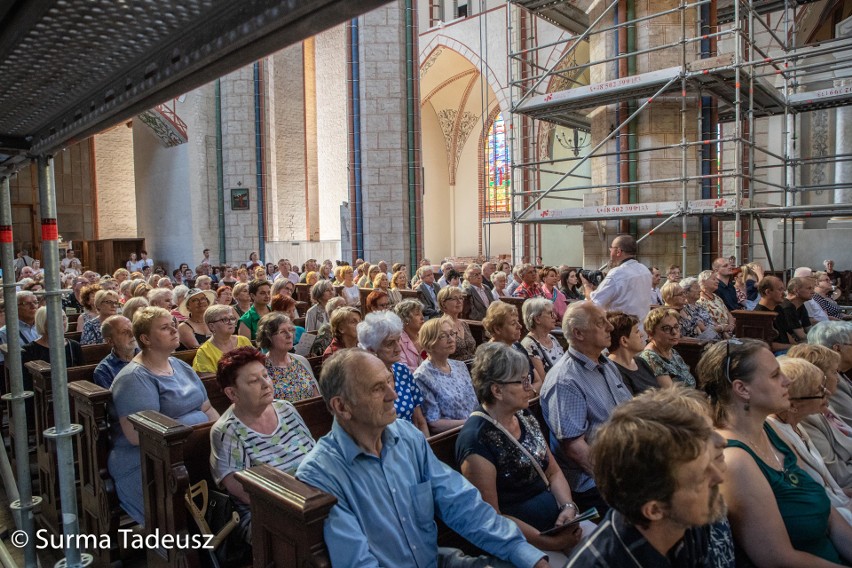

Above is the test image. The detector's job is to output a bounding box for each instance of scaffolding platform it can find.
[520,198,750,224]
[789,83,852,112]
[716,0,821,25]
[509,0,590,35]
[514,66,682,126]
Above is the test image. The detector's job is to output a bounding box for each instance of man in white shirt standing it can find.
[582,234,653,335]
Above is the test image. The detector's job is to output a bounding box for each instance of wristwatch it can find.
[560,502,578,513]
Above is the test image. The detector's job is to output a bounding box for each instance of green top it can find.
[238,304,268,341]
[726,423,841,563]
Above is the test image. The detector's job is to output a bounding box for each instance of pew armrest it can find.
[237,464,335,568]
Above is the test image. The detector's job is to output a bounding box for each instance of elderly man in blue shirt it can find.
[0,291,40,365]
[297,348,550,568]
[93,315,138,389]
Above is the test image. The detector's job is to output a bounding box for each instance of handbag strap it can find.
[470,410,550,489]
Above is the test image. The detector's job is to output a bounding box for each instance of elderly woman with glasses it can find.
[698,338,852,565]
[81,290,121,345]
[210,346,315,542]
[437,286,477,361]
[456,342,583,559]
[788,343,852,492]
[638,307,695,388]
[414,316,478,434]
[192,304,252,374]
[484,301,543,394]
[357,311,430,437]
[767,357,852,525]
[521,297,564,379]
[680,276,718,340]
[256,312,318,402]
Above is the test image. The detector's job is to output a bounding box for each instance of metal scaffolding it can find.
[506,0,852,270]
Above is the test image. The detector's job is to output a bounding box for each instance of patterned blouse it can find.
[638,348,696,388]
[80,317,104,345]
[414,359,478,422]
[696,294,731,330]
[391,362,425,422]
[683,303,720,340]
[450,320,477,362]
[265,356,319,403]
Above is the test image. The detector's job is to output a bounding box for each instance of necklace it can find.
[745,429,799,486]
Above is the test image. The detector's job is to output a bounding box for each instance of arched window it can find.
[485,112,510,215]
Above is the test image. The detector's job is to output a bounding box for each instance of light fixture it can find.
[555,128,590,157]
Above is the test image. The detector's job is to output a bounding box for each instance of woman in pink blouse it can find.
[394,299,426,371]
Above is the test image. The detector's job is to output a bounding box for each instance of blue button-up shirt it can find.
[541,347,632,492]
[296,419,545,568]
[0,320,40,364]
[93,349,137,389]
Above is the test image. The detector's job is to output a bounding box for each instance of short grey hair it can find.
[808,321,852,349]
[697,270,715,286]
[679,277,698,291]
[491,270,507,286]
[522,297,553,331]
[203,304,235,326]
[318,348,372,411]
[172,285,190,307]
[357,311,403,352]
[121,296,149,323]
[255,312,292,351]
[394,299,423,325]
[147,288,172,307]
[471,342,529,404]
[463,263,482,281]
[311,280,335,303]
[195,275,212,288]
[562,301,594,345]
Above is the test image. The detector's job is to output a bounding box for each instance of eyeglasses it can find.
[17,301,39,308]
[101,301,121,307]
[212,317,237,325]
[273,328,295,337]
[445,297,464,302]
[791,386,828,401]
[660,324,681,334]
[499,377,532,389]
[438,331,458,341]
[724,338,744,383]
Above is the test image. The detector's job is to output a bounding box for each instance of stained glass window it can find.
[485,113,510,215]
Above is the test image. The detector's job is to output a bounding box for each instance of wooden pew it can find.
[674,338,708,379]
[731,309,776,344]
[294,283,312,304]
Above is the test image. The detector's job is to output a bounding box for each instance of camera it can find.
[580,269,604,287]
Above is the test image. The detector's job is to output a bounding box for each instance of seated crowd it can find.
[3,243,852,567]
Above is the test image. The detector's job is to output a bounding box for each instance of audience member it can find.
[781,276,814,344]
[338,265,360,308]
[650,266,663,305]
[322,306,361,361]
[109,307,219,525]
[458,342,584,558]
[512,264,544,299]
[490,270,509,300]
[461,263,493,320]
[808,321,852,427]
[93,315,138,389]
[484,301,542,393]
[566,386,727,567]
[357,311,430,437]
[521,297,565,380]
[414,316,478,434]
[539,266,567,321]
[814,272,849,320]
[541,301,631,512]
[416,265,442,320]
[237,279,271,341]
[364,289,390,314]
[638,307,696,388]
[768,356,852,524]
[81,290,121,345]
[296,348,549,568]
[388,270,408,307]
[192,304,251,374]
[177,288,215,349]
[394,299,426,371]
[697,270,735,338]
[0,291,40,365]
[754,276,794,352]
[437,286,476,361]
[712,257,742,311]
[309,296,347,358]
[560,268,584,301]
[305,280,334,332]
[75,283,102,332]
[794,267,829,323]
[121,296,148,324]
[606,311,657,395]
